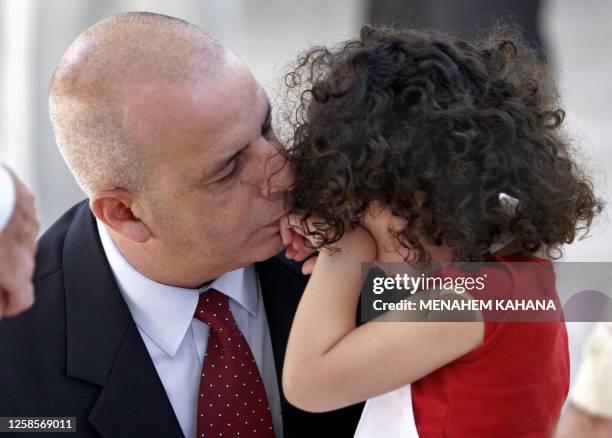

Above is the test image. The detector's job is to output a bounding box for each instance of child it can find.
[279,24,603,437]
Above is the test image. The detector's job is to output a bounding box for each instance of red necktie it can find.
[194,289,275,438]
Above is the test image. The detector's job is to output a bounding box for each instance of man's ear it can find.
[89,189,152,243]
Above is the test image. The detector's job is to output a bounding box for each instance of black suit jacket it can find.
[0,201,365,437]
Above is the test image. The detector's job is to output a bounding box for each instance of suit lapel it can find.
[87,322,184,437]
[63,202,183,437]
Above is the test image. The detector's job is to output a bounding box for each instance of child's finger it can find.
[285,247,296,260]
[280,216,294,246]
[301,256,318,275]
[292,234,305,252]
[291,233,319,261]
[287,214,307,238]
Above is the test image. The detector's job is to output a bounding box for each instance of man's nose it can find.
[258,142,293,200]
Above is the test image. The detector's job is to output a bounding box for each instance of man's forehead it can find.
[124,77,253,137]
[121,72,268,173]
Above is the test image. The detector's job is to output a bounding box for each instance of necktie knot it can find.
[194,289,238,336]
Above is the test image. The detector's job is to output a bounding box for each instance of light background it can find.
[1,0,610,411]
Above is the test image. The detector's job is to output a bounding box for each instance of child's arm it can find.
[282,224,484,413]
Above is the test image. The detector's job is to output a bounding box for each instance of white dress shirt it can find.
[0,165,16,232]
[96,219,283,438]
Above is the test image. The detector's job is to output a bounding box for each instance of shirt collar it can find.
[96,219,258,357]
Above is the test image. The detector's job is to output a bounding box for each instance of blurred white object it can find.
[498,192,519,215]
[0,164,16,232]
[489,192,520,254]
[572,322,612,418]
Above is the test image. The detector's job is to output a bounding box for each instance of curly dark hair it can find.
[282,24,603,262]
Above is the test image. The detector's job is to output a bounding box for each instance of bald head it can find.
[49,12,227,196]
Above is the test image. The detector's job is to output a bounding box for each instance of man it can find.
[0,12,364,438]
[0,164,39,318]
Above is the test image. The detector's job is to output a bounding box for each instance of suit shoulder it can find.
[34,200,87,282]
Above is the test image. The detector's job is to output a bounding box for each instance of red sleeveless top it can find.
[411,254,570,437]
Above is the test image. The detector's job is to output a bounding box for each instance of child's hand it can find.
[280,214,377,274]
[360,201,410,263]
[280,215,319,275]
[280,215,312,260]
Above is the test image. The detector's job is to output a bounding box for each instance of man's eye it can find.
[219,156,241,183]
[262,121,273,138]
